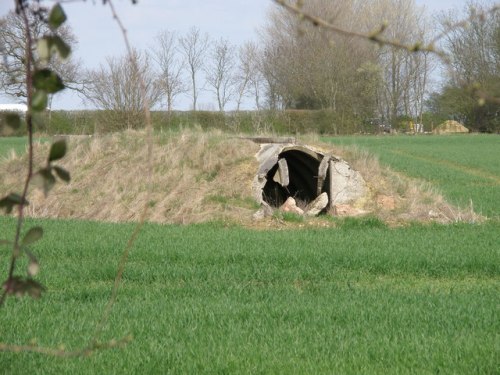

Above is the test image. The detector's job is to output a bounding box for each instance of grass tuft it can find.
[273,210,305,223]
[335,215,387,229]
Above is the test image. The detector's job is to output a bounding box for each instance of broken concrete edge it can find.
[252,201,274,221]
[304,192,329,216]
[239,136,297,144]
[252,195,368,222]
[252,142,368,220]
[273,158,290,187]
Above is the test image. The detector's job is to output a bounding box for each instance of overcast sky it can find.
[0,0,496,110]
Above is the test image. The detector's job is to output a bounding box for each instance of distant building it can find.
[0,103,28,113]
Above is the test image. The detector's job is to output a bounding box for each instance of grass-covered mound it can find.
[0,130,481,225]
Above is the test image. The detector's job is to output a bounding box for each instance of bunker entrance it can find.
[253,143,366,217]
[262,150,330,209]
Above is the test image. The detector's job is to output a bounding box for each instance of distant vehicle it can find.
[380,123,392,133]
[365,118,391,133]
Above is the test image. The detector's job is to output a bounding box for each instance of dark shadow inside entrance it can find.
[262,150,330,209]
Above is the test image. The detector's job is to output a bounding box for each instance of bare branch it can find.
[430,4,500,46]
[90,0,154,348]
[272,0,444,56]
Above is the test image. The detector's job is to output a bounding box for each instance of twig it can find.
[91,0,153,345]
[430,5,500,46]
[272,0,445,56]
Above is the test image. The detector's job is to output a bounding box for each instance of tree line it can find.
[1,0,499,132]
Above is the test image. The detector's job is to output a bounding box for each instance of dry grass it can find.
[320,143,482,225]
[0,130,482,226]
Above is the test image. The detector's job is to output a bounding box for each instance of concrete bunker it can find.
[253,142,366,216]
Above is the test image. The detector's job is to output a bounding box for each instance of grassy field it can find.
[0,136,29,159]
[0,134,499,374]
[0,217,499,374]
[323,134,500,219]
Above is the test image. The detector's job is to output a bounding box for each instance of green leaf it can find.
[38,168,56,195]
[28,260,40,277]
[33,69,65,94]
[2,113,21,130]
[0,239,12,246]
[25,279,45,299]
[48,3,67,29]
[0,193,24,205]
[52,36,71,60]
[37,37,51,62]
[38,36,71,61]
[3,276,45,299]
[48,140,67,162]
[0,193,28,214]
[53,166,71,182]
[25,250,40,277]
[32,90,48,112]
[22,227,43,247]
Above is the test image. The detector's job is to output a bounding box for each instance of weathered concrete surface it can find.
[273,158,290,187]
[305,192,329,216]
[252,202,274,221]
[317,153,331,196]
[253,143,366,217]
[329,160,366,207]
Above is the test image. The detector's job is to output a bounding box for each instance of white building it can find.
[0,103,28,112]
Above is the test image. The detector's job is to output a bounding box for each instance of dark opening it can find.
[262,150,330,208]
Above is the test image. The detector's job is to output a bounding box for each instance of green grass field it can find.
[0,136,29,159]
[1,134,499,374]
[323,134,500,219]
[0,137,51,163]
[0,218,498,374]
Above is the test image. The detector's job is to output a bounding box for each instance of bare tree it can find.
[234,43,252,112]
[83,50,161,129]
[356,0,433,127]
[150,30,186,114]
[440,1,500,86]
[0,10,81,103]
[205,38,236,112]
[432,1,500,131]
[409,49,434,126]
[178,27,209,111]
[235,41,264,111]
[259,45,285,110]
[260,0,380,116]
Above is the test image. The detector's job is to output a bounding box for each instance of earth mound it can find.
[0,130,481,226]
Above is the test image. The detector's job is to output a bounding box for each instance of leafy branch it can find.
[0,1,70,307]
[90,0,154,347]
[1,0,153,358]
